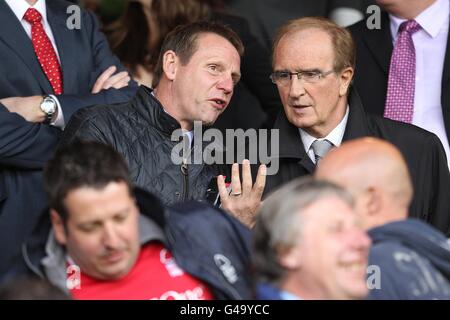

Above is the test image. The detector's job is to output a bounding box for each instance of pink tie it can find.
[384,20,421,123]
[23,8,63,95]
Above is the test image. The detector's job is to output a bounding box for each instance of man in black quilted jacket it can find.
[60,21,266,228]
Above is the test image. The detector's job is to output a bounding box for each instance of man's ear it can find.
[339,67,354,96]
[162,50,178,81]
[278,245,302,270]
[366,187,382,216]
[50,209,67,246]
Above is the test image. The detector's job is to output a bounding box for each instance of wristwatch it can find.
[40,95,57,124]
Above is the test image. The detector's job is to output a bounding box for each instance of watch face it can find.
[41,98,56,114]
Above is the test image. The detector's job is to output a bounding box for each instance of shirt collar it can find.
[152,90,193,145]
[151,90,194,146]
[389,0,449,40]
[280,290,303,300]
[299,106,349,152]
[5,0,47,24]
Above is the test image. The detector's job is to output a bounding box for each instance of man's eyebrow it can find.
[273,68,322,73]
[77,220,102,228]
[299,68,321,73]
[273,69,290,73]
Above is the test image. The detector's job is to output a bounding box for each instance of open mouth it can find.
[340,261,366,275]
[292,104,310,109]
[210,98,227,109]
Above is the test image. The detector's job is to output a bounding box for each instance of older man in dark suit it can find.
[264,17,450,236]
[0,0,138,282]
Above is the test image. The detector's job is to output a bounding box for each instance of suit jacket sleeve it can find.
[57,106,111,150]
[56,10,138,121]
[426,134,450,237]
[0,104,60,169]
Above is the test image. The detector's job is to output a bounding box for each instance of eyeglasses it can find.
[269,70,335,86]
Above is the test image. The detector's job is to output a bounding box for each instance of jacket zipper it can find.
[181,158,189,201]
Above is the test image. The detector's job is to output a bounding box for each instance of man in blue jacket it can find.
[316,137,450,299]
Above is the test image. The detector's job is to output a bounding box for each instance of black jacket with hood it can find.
[368,219,450,300]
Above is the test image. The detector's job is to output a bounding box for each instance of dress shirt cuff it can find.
[49,94,65,129]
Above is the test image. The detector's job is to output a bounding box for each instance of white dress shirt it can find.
[5,0,65,128]
[390,0,450,169]
[299,106,349,164]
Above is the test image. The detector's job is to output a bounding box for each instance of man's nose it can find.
[289,76,306,98]
[102,224,121,249]
[217,75,234,94]
[350,228,372,251]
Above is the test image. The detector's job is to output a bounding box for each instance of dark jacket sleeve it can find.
[425,134,450,237]
[56,10,138,121]
[57,106,111,150]
[0,104,60,169]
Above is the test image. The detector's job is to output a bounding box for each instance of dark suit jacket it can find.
[349,12,450,148]
[264,89,450,236]
[0,0,138,281]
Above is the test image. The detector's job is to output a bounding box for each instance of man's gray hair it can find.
[252,177,354,284]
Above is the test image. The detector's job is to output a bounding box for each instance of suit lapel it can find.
[46,0,77,93]
[361,12,393,75]
[440,16,450,145]
[273,111,315,174]
[343,88,372,142]
[442,17,450,84]
[0,174,7,203]
[441,17,450,101]
[0,0,53,93]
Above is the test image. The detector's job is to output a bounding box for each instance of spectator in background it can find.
[22,140,253,300]
[100,0,154,86]
[316,138,450,299]
[253,178,371,300]
[349,0,450,169]
[225,0,374,51]
[0,0,137,284]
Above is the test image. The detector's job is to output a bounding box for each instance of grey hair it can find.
[252,176,354,284]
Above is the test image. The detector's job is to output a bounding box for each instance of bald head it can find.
[315,138,413,229]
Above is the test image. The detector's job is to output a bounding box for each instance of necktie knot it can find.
[24,8,42,25]
[311,139,333,164]
[399,20,421,35]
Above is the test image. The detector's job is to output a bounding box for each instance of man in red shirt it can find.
[21,140,253,300]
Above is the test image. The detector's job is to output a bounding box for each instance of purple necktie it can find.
[384,20,421,123]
